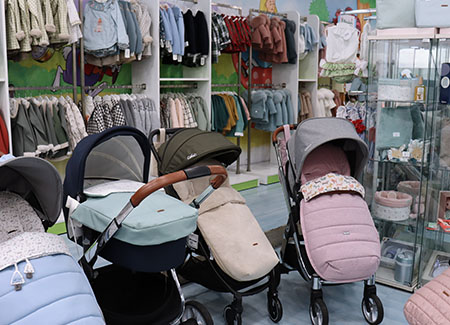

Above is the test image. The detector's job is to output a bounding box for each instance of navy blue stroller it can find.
[63,126,228,325]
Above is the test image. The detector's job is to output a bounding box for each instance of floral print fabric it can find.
[300,172,365,202]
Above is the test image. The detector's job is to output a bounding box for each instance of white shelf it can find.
[160,77,210,82]
[298,78,316,82]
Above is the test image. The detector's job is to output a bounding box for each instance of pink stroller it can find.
[272,118,383,325]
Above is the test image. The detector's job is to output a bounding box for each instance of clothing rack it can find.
[341,9,376,15]
[9,86,76,91]
[160,83,198,89]
[247,8,288,171]
[211,2,241,11]
[251,83,286,89]
[84,84,147,90]
[211,83,242,88]
[211,2,243,174]
[364,16,377,21]
[249,8,288,18]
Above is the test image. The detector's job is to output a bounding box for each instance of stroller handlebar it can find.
[130,165,228,207]
[272,125,296,144]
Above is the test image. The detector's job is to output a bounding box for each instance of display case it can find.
[417,31,450,287]
[364,32,438,291]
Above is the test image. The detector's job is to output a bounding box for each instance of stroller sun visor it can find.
[158,128,241,174]
[63,126,151,219]
[0,157,62,226]
[287,118,369,186]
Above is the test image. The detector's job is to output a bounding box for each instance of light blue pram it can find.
[0,155,104,325]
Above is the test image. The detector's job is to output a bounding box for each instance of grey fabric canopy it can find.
[287,117,369,185]
[0,156,62,227]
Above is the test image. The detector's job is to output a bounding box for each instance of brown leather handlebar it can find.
[272,125,296,144]
[130,165,228,207]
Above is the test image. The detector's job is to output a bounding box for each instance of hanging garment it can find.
[83,0,129,57]
[326,22,359,64]
[131,0,152,56]
[0,113,10,155]
[160,93,206,130]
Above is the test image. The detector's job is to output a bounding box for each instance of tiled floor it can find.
[180,182,410,325]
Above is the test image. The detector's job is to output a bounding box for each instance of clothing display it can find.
[211,12,251,63]
[298,89,313,122]
[298,22,318,60]
[0,114,9,155]
[316,88,336,117]
[5,0,80,55]
[160,93,209,131]
[9,96,86,157]
[160,5,208,67]
[85,94,158,137]
[249,14,295,64]
[83,0,152,66]
[211,92,249,137]
[244,88,294,131]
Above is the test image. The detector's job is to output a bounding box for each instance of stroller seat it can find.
[70,181,198,247]
[0,191,44,243]
[173,172,279,282]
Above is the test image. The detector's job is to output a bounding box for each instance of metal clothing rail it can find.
[160,83,198,89]
[342,9,376,15]
[211,2,244,174]
[249,8,288,18]
[211,2,241,11]
[211,83,241,88]
[9,86,75,91]
[251,83,286,89]
[84,84,147,90]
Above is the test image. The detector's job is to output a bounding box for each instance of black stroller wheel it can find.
[224,305,242,325]
[309,299,328,325]
[182,300,213,325]
[361,294,384,325]
[267,294,283,323]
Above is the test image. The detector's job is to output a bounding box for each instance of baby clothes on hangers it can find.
[9,95,84,157]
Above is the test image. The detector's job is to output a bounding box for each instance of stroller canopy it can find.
[64,126,151,213]
[0,156,62,227]
[288,118,369,184]
[158,128,241,174]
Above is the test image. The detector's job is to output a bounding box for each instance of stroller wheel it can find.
[267,294,283,323]
[309,299,328,325]
[223,305,242,325]
[182,300,213,325]
[361,294,384,325]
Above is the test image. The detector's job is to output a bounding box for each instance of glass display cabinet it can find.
[364,31,438,291]
[418,31,450,287]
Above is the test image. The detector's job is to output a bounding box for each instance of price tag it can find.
[187,233,199,250]
[393,132,400,137]
[200,56,205,66]
[124,49,130,58]
[185,41,189,47]
[402,151,411,158]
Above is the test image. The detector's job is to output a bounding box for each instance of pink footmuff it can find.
[299,143,381,283]
[404,268,450,324]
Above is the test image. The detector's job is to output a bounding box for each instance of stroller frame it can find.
[272,124,383,325]
[149,128,283,325]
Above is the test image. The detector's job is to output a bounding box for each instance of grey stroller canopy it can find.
[287,118,369,185]
[0,156,62,228]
